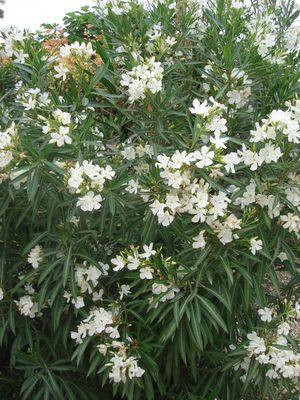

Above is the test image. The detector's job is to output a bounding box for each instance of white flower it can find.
[0,150,13,168]
[121,146,136,160]
[105,326,120,339]
[207,116,227,135]
[161,287,180,302]
[150,199,165,216]
[234,180,256,209]
[156,154,170,169]
[28,245,43,269]
[258,142,282,164]
[169,150,193,169]
[276,335,288,346]
[63,291,72,303]
[92,289,104,302]
[157,210,174,226]
[119,284,131,300]
[0,287,4,300]
[192,230,206,249]
[147,77,162,93]
[54,64,69,81]
[209,192,231,219]
[60,41,95,58]
[76,191,102,211]
[193,146,214,168]
[49,126,72,147]
[126,179,139,194]
[266,368,279,379]
[277,322,290,336]
[13,50,28,63]
[232,0,245,9]
[140,243,156,259]
[277,252,288,262]
[210,132,229,149]
[152,283,168,295]
[111,255,126,272]
[222,152,240,173]
[247,331,266,354]
[139,266,154,279]
[72,296,85,309]
[280,213,300,233]
[256,353,270,364]
[25,284,35,294]
[39,92,50,106]
[53,109,71,125]
[189,99,210,116]
[97,344,107,355]
[249,237,263,254]
[127,254,140,270]
[15,295,38,318]
[258,307,272,322]
[68,163,84,192]
[238,145,260,171]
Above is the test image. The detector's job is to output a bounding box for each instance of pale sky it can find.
[1,0,92,30]
[1,0,300,31]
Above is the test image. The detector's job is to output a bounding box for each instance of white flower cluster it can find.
[189,97,229,148]
[0,287,4,301]
[234,176,300,238]
[121,142,154,161]
[200,66,252,109]
[75,261,109,294]
[151,282,179,303]
[254,14,277,58]
[71,307,117,344]
[111,243,180,302]
[284,23,300,53]
[63,261,109,307]
[250,102,300,144]
[108,354,145,383]
[231,0,251,9]
[67,160,115,211]
[64,292,85,309]
[95,0,133,16]
[16,87,51,111]
[120,57,163,102]
[111,243,156,273]
[59,41,95,59]
[0,124,17,169]
[70,268,145,383]
[248,13,287,64]
[225,68,252,109]
[145,23,177,55]
[54,63,69,81]
[54,41,95,81]
[42,109,73,147]
[140,97,300,246]
[95,0,170,17]
[0,27,28,63]
[148,149,242,248]
[14,295,38,318]
[27,245,43,269]
[233,301,300,383]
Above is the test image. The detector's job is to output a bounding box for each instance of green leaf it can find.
[27,164,41,202]
[197,295,228,332]
[63,245,73,287]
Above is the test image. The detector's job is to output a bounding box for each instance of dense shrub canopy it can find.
[0,0,300,399]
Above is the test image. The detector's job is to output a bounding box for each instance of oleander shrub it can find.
[0,0,300,399]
